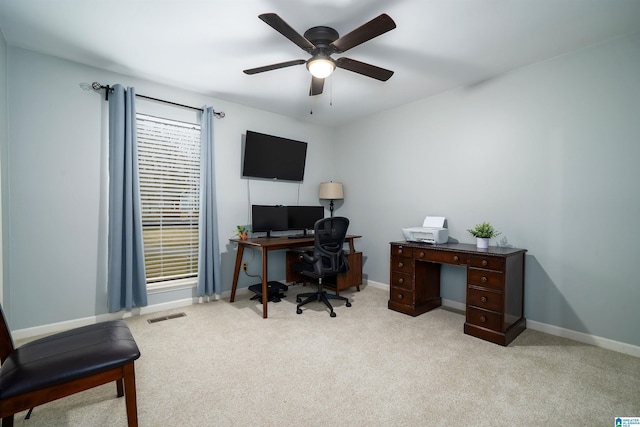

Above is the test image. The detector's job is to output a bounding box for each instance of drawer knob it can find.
[398,278,404,284]
[481,276,488,283]
[481,296,487,303]
[453,255,459,261]
[398,293,403,299]
[398,262,404,268]
[482,259,488,266]
[398,248,403,255]
[419,251,425,258]
[480,316,487,323]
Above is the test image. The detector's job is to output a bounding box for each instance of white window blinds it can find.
[136,114,201,286]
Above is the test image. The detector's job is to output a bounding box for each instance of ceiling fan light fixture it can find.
[307,55,336,79]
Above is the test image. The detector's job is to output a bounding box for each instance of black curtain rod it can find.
[92,82,225,118]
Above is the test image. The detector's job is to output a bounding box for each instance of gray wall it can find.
[3,47,335,329]
[335,35,640,347]
[0,29,6,307]
[2,34,639,349]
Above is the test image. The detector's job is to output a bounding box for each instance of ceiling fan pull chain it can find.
[330,74,333,107]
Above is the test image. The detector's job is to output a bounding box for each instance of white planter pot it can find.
[476,237,489,249]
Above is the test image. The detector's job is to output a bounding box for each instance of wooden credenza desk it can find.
[389,242,527,346]
[230,235,361,318]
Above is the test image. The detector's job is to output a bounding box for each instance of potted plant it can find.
[467,222,501,249]
[234,225,249,241]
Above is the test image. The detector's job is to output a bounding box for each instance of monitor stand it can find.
[287,229,312,239]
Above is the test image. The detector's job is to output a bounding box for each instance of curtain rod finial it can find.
[91,82,112,101]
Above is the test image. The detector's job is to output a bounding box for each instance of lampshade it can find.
[306,55,336,79]
[319,182,344,200]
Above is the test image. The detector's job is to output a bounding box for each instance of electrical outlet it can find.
[242,261,248,272]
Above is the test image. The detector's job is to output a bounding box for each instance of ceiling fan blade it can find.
[336,57,394,81]
[243,59,306,75]
[309,76,324,96]
[259,13,315,52]
[330,14,396,53]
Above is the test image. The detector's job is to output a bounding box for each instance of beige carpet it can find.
[11,285,640,426]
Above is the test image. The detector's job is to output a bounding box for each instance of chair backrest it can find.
[0,304,15,364]
[311,216,350,277]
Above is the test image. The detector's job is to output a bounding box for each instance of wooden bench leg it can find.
[1,415,14,427]
[123,363,138,427]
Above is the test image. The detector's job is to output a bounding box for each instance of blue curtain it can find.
[197,106,221,296]
[108,85,148,311]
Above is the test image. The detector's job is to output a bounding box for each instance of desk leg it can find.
[261,248,268,318]
[230,244,244,303]
[346,238,360,292]
[348,237,355,254]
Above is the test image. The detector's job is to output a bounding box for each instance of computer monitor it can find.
[287,206,324,235]
[251,205,288,238]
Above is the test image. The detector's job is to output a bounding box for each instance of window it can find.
[136,114,201,289]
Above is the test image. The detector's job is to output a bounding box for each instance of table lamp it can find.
[319,182,344,217]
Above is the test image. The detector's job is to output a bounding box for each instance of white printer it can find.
[402,216,449,244]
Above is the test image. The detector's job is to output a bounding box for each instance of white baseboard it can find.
[363,279,388,291]
[13,282,640,358]
[364,279,640,358]
[526,319,640,358]
[12,297,200,341]
[12,288,256,341]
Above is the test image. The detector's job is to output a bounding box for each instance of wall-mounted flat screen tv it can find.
[242,130,308,182]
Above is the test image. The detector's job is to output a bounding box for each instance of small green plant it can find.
[234,225,249,240]
[467,222,501,239]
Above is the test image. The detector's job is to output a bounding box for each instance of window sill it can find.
[147,278,197,295]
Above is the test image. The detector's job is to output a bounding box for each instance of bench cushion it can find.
[0,320,140,400]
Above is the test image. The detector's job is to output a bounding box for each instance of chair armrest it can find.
[291,246,313,254]
[291,247,320,264]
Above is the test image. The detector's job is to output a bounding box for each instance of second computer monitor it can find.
[288,206,324,234]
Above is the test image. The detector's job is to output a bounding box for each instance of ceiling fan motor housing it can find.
[303,26,339,54]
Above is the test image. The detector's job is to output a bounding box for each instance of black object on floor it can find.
[249,281,288,303]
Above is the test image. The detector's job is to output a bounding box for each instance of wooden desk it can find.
[389,242,527,346]
[230,235,361,318]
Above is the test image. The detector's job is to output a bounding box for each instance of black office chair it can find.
[292,216,352,317]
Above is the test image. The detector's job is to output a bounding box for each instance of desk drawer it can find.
[391,271,412,290]
[470,255,504,271]
[467,286,502,312]
[390,287,413,305]
[391,244,413,258]
[467,306,502,332]
[391,256,413,274]
[419,250,468,266]
[468,269,503,291]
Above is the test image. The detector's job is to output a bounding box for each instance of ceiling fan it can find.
[243,13,396,96]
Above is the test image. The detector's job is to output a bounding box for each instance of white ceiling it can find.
[1,0,640,127]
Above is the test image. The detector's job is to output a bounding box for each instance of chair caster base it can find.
[297,308,302,314]
[330,312,336,317]
[346,302,352,307]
